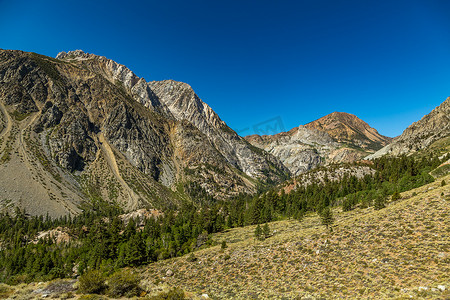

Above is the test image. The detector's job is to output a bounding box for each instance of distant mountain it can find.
[305,112,391,151]
[246,112,391,175]
[368,97,450,159]
[0,49,288,217]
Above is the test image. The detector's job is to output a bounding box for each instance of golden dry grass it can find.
[143,174,450,299]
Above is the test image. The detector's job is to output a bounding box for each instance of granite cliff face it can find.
[246,112,391,175]
[56,50,287,181]
[0,49,288,216]
[246,126,338,175]
[147,80,287,179]
[368,97,450,159]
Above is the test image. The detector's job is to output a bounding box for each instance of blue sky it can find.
[1,0,449,137]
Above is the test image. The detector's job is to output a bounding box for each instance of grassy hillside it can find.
[142,174,449,299]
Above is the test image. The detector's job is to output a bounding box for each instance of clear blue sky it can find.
[1,0,449,137]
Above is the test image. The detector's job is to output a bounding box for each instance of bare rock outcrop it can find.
[368,97,450,159]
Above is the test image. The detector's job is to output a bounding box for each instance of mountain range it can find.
[245,112,391,175]
[0,49,448,217]
[0,49,287,217]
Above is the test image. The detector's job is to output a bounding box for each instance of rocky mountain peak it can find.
[56,50,89,60]
[57,50,175,116]
[57,50,140,90]
[305,111,391,150]
[56,50,288,180]
[245,125,341,176]
[148,79,288,179]
[148,80,226,131]
[245,112,391,175]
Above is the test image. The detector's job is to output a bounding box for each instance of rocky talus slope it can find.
[246,112,391,175]
[0,49,288,216]
[368,97,450,159]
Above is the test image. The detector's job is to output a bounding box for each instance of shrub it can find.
[391,191,401,201]
[342,200,351,211]
[78,270,106,295]
[106,270,141,298]
[186,253,197,262]
[221,240,228,249]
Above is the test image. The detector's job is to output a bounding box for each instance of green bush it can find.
[106,270,141,298]
[78,270,106,295]
[186,253,197,262]
[342,198,354,212]
[391,191,401,201]
[221,240,228,249]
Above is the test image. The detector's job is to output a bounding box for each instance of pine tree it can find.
[125,233,146,267]
[254,224,263,241]
[226,216,233,229]
[320,207,334,232]
[249,197,263,225]
[374,195,385,210]
[115,243,126,268]
[262,223,271,238]
[294,208,305,221]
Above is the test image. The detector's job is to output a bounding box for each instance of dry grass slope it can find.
[143,174,450,299]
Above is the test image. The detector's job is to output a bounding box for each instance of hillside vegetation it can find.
[0,152,446,287]
[144,174,449,299]
[0,174,448,299]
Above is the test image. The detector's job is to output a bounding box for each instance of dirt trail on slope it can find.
[0,101,12,142]
[98,133,140,210]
